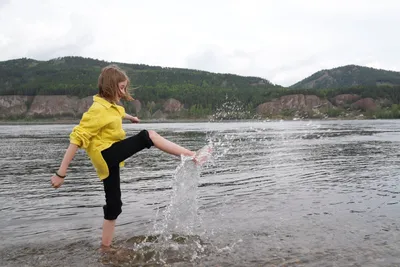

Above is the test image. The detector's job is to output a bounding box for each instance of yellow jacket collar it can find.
[93,95,114,109]
[93,95,125,115]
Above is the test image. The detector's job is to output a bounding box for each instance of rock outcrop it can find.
[0,95,185,119]
[28,95,78,117]
[76,96,94,114]
[0,93,384,120]
[331,94,361,106]
[256,94,333,116]
[27,95,94,117]
[351,98,377,111]
[163,98,183,113]
[0,95,94,118]
[0,95,32,118]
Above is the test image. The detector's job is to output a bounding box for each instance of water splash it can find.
[210,99,253,121]
[104,137,236,266]
[119,156,207,265]
[205,132,235,164]
[206,99,257,164]
[160,157,202,235]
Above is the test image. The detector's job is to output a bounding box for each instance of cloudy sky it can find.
[0,0,399,86]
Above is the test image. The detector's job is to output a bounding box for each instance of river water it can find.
[0,120,399,266]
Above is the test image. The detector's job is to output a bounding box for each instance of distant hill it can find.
[3,57,400,120]
[290,65,400,89]
[0,56,284,115]
[0,56,278,95]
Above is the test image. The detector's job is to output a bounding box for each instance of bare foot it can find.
[193,145,213,165]
[99,244,117,253]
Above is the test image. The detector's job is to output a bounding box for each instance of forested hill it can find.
[291,64,400,89]
[0,56,282,109]
[3,57,400,120]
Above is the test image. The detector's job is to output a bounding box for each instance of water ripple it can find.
[1,121,400,266]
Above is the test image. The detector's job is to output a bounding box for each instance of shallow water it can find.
[0,120,399,266]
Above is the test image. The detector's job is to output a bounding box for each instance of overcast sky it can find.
[0,0,399,86]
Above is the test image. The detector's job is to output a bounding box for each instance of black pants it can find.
[101,130,154,220]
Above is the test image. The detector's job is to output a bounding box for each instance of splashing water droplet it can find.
[163,158,201,235]
[210,99,255,121]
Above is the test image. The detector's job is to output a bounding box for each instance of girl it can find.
[50,64,208,248]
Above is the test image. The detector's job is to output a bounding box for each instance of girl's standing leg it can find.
[102,220,116,248]
[99,129,196,247]
[102,165,122,247]
[100,130,155,248]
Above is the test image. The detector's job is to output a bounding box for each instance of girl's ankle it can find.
[99,244,115,253]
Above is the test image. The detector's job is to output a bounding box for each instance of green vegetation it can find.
[0,57,281,110]
[371,104,400,119]
[2,57,400,120]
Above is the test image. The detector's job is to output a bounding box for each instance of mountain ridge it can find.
[290,64,400,89]
[3,57,400,91]
[2,56,400,120]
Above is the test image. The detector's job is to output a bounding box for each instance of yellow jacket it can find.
[70,95,126,180]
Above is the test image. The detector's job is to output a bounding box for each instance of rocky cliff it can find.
[0,95,186,119]
[331,94,361,106]
[0,94,381,120]
[256,94,332,116]
[27,95,93,117]
[256,94,378,117]
[0,95,93,118]
[0,96,33,117]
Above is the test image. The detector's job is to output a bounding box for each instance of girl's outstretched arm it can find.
[51,143,78,189]
[124,113,140,123]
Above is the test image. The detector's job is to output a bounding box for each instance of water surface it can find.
[0,120,399,266]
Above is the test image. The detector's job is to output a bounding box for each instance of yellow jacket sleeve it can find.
[69,105,109,149]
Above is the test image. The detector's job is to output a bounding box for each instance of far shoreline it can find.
[0,118,211,125]
[0,116,389,125]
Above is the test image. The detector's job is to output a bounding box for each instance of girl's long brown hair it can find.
[98,64,134,102]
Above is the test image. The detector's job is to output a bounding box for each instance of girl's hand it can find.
[129,116,140,123]
[124,114,140,123]
[51,175,64,189]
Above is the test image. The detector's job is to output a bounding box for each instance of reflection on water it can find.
[0,120,400,266]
